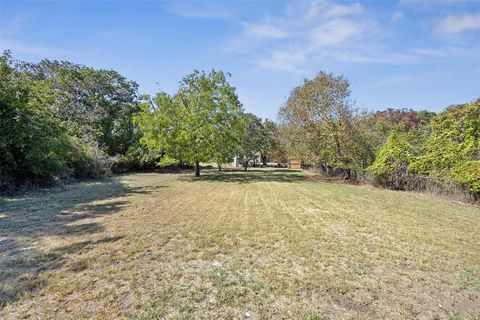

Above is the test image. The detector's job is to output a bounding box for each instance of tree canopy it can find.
[277,71,374,174]
[30,59,140,155]
[0,51,141,192]
[2,49,478,201]
[135,70,244,176]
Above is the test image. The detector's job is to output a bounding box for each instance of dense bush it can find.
[114,142,161,172]
[411,100,480,174]
[368,127,421,189]
[451,161,480,196]
[0,51,150,192]
[0,52,84,191]
[410,100,480,198]
[370,99,480,201]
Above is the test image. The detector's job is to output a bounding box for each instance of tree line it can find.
[131,70,281,176]
[2,51,478,200]
[277,71,479,201]
[0,51,277,192]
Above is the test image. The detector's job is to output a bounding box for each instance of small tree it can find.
[451,161,480,197]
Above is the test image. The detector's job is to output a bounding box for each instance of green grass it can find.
[1,169,479,319]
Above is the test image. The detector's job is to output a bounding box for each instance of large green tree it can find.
[1,51,145,191]
[29,59,140,155]
[0,51,83,190]
[135,70,244,176]
[278,71,374,176]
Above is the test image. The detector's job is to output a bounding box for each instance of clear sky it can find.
[1,0,479,119]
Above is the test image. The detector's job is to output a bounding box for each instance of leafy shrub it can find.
[451,161,480,195]
[369,100,480,202]
[411,100,480,175]
[114,142,161,172]
[368,127,423,189]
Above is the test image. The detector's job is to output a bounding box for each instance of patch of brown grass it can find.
[0,169,479,319]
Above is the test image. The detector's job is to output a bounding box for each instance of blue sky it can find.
[1,0,479,119]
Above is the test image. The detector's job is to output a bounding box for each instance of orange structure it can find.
[289,160,301,170]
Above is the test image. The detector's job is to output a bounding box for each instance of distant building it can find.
[232,155,302,169]
[288,160,301,170]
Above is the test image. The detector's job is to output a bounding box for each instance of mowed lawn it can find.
[1,169,479,319]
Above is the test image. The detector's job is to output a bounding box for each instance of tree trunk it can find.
[218,165,222,171]
[244,162,248,171]
[195,161,200,176]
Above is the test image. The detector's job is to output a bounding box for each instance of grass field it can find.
[1,169,479,319]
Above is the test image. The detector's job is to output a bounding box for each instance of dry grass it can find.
[1,168,479,319]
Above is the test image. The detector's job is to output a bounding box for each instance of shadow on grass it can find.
[0,177,160,308]
[183,168,307,184]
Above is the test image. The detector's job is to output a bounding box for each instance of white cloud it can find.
[245,23,288,39]
[391,11,404,22]
[225,22,289,53]
[255,47,307,73]
[226,0,371,73]
[310,19,363,48]
[375,75,414,86]
[168,0,479,74]
[257,17,374,72]
[410,48,445,58]
[303,0,363,20]
[334,51,416,64]
[163,2,235,20]
[436,13,480,34]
